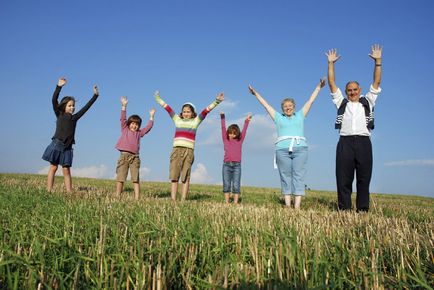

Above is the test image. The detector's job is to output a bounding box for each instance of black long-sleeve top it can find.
[51,85,99,148]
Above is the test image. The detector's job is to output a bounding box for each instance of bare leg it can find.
[294,196,302,210]
[171,181,178,201]
[62,167,72,193]
[284,195,292,208]
[47,164,58,192]
[224,193,230,203]
[116,181,124,198]
[133,182,140,200]
[181,180,190,201]
[233,194,239,204]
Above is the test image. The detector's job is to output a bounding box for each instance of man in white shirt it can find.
[326,44,382,212]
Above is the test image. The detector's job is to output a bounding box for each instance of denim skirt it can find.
[42,139,73,167]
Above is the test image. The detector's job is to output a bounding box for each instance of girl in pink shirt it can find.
[220,112,252,204]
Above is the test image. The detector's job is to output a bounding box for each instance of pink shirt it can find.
[115,110,153,154]
[221,115,250,163]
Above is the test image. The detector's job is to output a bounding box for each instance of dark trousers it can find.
[336,136,372,211]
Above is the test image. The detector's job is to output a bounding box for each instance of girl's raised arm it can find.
[220,112,227,141]
[198,92,224,120]
[154,90,176,118]
[52,77,67,116]
[240,113,252,142]
[73,84,99,120]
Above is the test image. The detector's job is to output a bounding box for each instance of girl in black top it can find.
[42,77,99,193]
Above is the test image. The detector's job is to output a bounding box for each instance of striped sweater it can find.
[156,96,221,149]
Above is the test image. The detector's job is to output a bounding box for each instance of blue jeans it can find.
[222,162,241,194]
[275,147,308,196]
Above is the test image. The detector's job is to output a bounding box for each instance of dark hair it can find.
[226,124,241,140]
[127,114,142,128]
[179,104,197,119]
[58,96,75,113]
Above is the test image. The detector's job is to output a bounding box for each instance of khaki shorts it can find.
[169,147,194,183]
[116,151,141,182]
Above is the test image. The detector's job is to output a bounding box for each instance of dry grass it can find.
[0,173,433,289]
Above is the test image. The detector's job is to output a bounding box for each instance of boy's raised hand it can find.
[121,96,128,106]
[58,77,67,87]
[149,108,156,119]
[216,92,225,102]
[93,85,99,96]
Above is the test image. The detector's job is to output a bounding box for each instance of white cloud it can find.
[384,159,434,167]
[38,164,109,178]
[191,163,213,184]
[217,99,238,112]
[198,116,222,146]
[244,114,276,151]
[140,166,151,176]
[70,165,110,178]
[198,113,276,150]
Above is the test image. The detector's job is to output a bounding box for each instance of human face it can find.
[228,132,237,140]
[345,82,361,102]
[182,106,193,119]
[129,121,139,132]
[282,101,295,117]
[65,100,75,114]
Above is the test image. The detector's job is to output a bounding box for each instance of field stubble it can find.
[0,174,433,289]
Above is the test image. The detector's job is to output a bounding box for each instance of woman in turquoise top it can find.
[249,78,325,209]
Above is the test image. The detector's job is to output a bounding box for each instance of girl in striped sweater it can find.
[155,91,224,201]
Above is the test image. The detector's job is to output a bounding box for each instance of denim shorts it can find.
[222,162,241,194]
[275,146,308,196]
[42,139,73,167]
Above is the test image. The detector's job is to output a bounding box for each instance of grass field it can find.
[0,173,433,289]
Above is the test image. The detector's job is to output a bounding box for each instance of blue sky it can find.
[1,0,433,198]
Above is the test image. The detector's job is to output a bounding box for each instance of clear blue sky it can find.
[1,0,433,198]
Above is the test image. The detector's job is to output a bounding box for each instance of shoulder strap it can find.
[335,99,348,129]
[359,97,375,130]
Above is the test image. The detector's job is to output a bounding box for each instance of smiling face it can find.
[281,99,295,117]
[181,106,193,119]
[127,115,142,131]
[345,81,361,102]
[128,121,139,132]
[65,100,75,114]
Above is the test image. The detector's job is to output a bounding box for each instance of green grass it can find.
[0,173,433,289]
